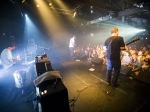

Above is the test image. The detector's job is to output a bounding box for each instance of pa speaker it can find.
[120,65,132,76]
[39,79,70,112]
[135,67,150,84]
[91,57,103,66]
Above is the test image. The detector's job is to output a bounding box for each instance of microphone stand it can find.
[37,46,51,55]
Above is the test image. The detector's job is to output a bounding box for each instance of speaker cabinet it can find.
[36,61,53,76]
[120,65,132,76]
[135,68,150,84]
[39,79,70,112]
[91,57,103,66]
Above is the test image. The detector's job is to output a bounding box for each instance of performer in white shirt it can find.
[1,42,20,71]
[69,35,76,60]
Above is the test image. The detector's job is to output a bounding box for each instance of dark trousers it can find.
[106,59,121,85]
[69,47,74,59]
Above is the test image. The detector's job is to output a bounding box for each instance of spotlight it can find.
[90,33,94,37]
[139,29,145,32]
[99,18,102,20]
[139,2,144,8]
[37,4,40,7]
[91,10,94,14]
[49,2,52,6]
[22,0,25,3]
[72,11,77,18]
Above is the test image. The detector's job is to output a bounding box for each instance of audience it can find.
[74,43,150,72]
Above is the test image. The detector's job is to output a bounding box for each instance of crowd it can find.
[74,43,150,70]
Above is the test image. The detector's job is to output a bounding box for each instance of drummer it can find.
[0,42,21,72]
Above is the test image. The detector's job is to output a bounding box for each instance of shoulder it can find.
[117,36,123,39]
[1,49,7,53]
[115,36,124,41]
[105,37,112,41]
[70,38,74,40]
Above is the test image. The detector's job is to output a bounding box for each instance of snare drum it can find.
[13,68,32,88]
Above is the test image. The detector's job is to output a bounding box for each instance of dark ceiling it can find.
[0,0,150,30]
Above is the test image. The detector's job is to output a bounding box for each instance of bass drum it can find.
[13,67,32,88]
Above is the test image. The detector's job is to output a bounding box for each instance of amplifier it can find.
[38,79,70,112]
[91,57,103,66]
[120,65,132,76]
[36,61,53,76]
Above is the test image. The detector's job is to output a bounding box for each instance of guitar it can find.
[103,37,140,51]
[13,55,30,63]
[126,37,140,45]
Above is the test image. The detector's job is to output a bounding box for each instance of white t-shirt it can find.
[69,37,75,48]
[0,49,14,69]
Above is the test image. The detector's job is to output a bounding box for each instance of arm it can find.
[72,39,76,47]
[73,41,76,47]
[120,37,126,51]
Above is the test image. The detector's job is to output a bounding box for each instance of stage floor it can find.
[0,47,150,112]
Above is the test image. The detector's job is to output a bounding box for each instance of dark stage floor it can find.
[0,47,150,112]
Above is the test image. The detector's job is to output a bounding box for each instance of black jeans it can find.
[106,59,121,85]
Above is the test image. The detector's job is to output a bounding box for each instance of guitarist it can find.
[0,42,21,72]
[69,35,76,60]
[103,28,126,87]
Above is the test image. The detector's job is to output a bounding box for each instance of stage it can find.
[0,47,150,112]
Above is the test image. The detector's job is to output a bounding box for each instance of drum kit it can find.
[13,67,32,88]
[13,54,35,89]
[13,44,51,89]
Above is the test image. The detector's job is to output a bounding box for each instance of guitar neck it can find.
[126,38,140,46]
[126,41,134,45]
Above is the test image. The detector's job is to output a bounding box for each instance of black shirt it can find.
[104,36,125,61]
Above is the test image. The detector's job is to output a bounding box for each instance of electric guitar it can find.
[126,37,140,45]
[13,55,30,63]
[103,37,140,51]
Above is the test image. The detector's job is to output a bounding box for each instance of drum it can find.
[13,68,32,88]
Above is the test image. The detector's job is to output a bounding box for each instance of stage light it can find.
[22,0,25,3]
[72,11,77,18]
[91,10,94,14]
[37,4,40,7]
[49,2,52,6]
[90,33,94,37]
[138,29,146,32]
[132,29,146,33]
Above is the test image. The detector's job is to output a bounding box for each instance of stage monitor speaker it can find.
[36,61,53,76]
[120,65,132,76]
[91,57,103,66]
[39,79,70,112]
[135,68,150,84]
